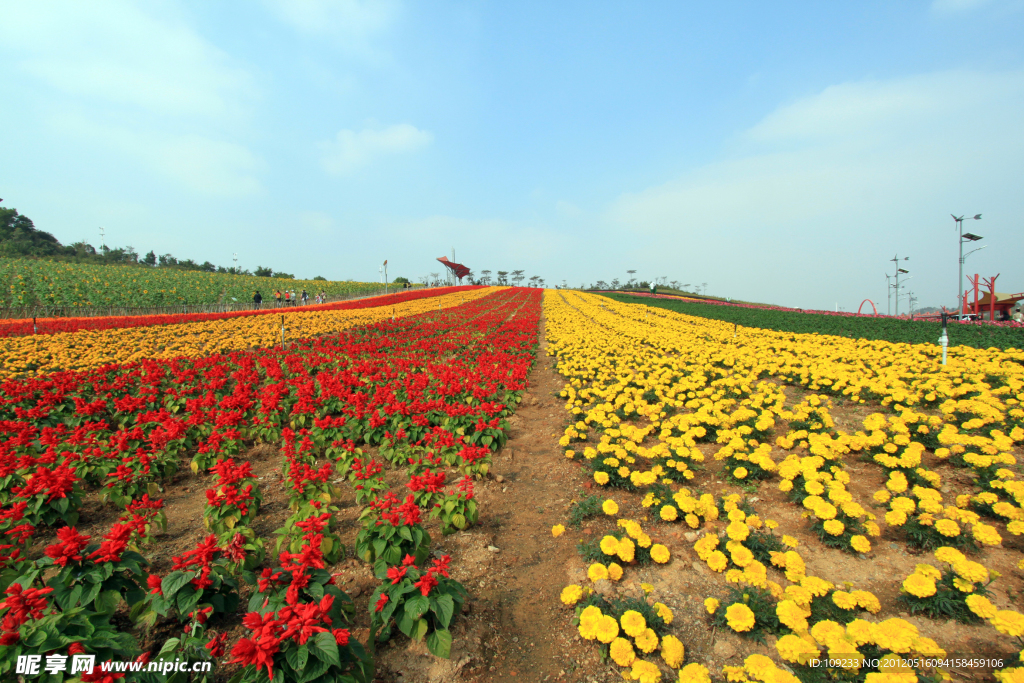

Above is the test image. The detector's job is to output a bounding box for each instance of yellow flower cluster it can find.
[0,288,499,378]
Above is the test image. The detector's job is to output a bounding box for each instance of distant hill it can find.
[1,204,295,278]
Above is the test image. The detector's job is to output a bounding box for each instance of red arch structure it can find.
[857,299,878,315]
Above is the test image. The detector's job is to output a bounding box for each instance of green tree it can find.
[0,207,64,257]
[253,266,273,277]
[143,250,157,266]
[393,276,409,284]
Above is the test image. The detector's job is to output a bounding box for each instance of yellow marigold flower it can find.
[704,597,719,614]
[636,533,653,549]
[565,449,576,459]
[678,663,712,683]
[810,620,846,649]
[734,467,748,479]
[560,585,583,605]
[850,535,871,553]
[661,634,685,668]
[802,576,834,598]
[651,544,671,564]
[782,535,799,548]
[765,519,778,530]
[609,637,636,667]
[953,560,989,584]
[578,605,603,640]
[776,600,809,631]
[642,583,655,594]
[603,499,619,516]
[654,602,673,624]
[902,573,936,598]
[588,563,609,582]
[726,520,749,542]
[873,618,919,653]
[885,510,908,527]
[823,519,845,536]
[617,537,636,563]
[730,545,754,568]
[845,619,876,646]
[728,508,747,523]
[953,577,975,593]
[934,519,960,537]
[594,471,610,485]
[551,524,565,538]
[618,466,631,478]
[973,523,1003,546]
[864,521,881,537]
[992,610,1024,637]
[776,634,819,664]
[914,564,941,581]
[600,535,620,555]
[685,513,700,528]
[779,479,794,492]
[966,594,998,619]
[621,610,647,637]
[707,550,728,572]
[725,603,756,632]
[832,590,858,611]
[635,627,659,654]
[595,614,620,643]
[608,562,624,581]
[873,490,892,504]
[851,590,881,613]
[935,546,966,565]
[660,505,678,522]
[628,659,662,683]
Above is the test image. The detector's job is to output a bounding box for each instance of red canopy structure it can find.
[437,256,471,282]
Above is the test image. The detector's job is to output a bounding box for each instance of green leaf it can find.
[398,526,413,542]
[313,631,340,668]
[297,643,309,670]
[404,594,429,620]
[162,571,193,600]
[413,617,429,641]
[426,628,452,659]
[96,589,121,614]
[432,594,455,629]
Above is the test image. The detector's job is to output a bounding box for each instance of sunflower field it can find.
[0,257,388,308]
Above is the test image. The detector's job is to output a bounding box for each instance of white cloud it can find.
[51,113,263,197]
[0,0,255,119]
[321,123,433,174]
[605,69,1024,308]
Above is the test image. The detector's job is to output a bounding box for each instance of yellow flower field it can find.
[546,290,1024,680]
[0,287,498,379]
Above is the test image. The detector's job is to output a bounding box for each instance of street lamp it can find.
[888,255,909,316]
[953,213,982,313]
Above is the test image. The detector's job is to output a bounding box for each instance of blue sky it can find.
[1,0,1022,310]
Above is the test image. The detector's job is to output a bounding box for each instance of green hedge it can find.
[600,293,1023,351]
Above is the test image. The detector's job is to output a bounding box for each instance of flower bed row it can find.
[0,287,541,681]
[544,290,1024,682]
[0,286,496,379]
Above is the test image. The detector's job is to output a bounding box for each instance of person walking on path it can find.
[301,289,308,305]
[284,290,291,305]
[253,291,262,309]
[274,289,282,307]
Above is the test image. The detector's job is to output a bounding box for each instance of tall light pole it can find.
[889,255,909,316]
[885,274,893,315]
[953,213,982,313]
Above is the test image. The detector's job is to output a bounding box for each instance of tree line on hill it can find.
[0,204,303,279]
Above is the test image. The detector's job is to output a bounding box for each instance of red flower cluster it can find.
[0,583,54,644]
[229,594,343,679]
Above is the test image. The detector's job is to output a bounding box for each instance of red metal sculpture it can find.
[437,257,471,282]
